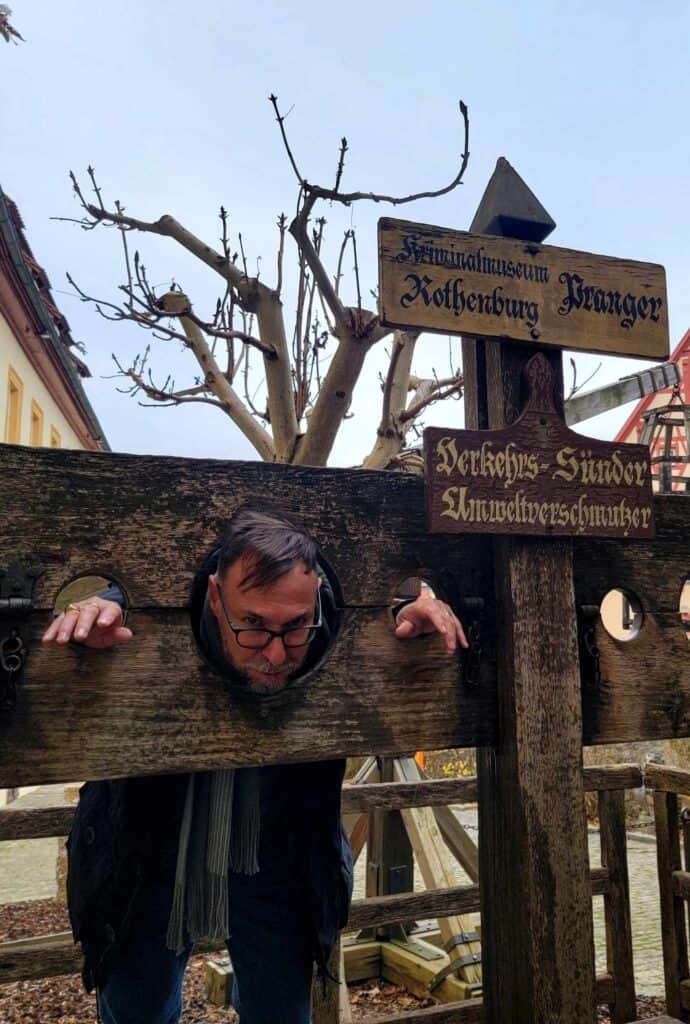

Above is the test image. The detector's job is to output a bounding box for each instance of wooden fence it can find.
[0,763,641,1024]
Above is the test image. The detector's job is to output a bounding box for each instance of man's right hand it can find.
[41,597,133,648]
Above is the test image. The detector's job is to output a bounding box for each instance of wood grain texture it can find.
[0,444,496,788]
[598,789,636,1023]
[654,792,689,1021]
[0,805,73,840]
[0,764,639,842]
[348,884,481,932]
[394,758,481,985]
[342,778,479,813]
[575,495,690,746]
[469,285,596,1020]
[583,765,643,791]
[369,998,483,1024]
[0,931,224,986]
[379,940,468,1004]
[425,355,654,540]
[379,218,669,359]
[646,764,690,795]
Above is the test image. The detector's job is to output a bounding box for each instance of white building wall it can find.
[0,312,87,807]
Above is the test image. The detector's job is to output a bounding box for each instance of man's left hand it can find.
[395,599,468,654]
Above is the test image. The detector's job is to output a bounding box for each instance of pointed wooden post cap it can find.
[470,157,556,242]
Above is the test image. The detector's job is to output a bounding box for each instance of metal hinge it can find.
[0,562,44,712]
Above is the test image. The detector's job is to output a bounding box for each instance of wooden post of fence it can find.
[466,159,597,1024]
[654,790,689,1020]
[598,788,636,1022]
[365,757,414,939]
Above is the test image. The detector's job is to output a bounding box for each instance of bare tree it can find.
[0,5,24,44]
[60,99,469,468]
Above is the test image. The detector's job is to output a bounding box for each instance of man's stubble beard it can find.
[232,654,305,695]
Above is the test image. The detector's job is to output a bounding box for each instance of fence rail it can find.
[0,761,641,1024]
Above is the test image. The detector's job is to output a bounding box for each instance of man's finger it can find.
[42,613,64,644]
[454,616,469,650]
[394,618,416,638]
[56,607,80,645]
[85,625,133,649]
[72,603,102,643]
[96,602,122,629]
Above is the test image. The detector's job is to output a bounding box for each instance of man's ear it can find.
[207,574,221,617]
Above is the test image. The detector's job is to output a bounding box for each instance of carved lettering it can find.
[558,271,663,331]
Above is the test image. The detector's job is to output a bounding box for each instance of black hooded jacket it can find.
[66,553,353,992]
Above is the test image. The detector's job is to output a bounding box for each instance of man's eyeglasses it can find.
[215,585,323,650]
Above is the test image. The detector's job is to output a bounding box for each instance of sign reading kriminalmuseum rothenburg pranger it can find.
[379,217,669,360]
[425,355,655,539]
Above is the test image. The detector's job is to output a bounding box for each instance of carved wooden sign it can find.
[425,355,655,539]
[379,217,669,359]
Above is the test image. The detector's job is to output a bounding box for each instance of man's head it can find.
[207,508,322,694]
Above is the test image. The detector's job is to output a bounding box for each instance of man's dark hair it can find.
[217,507,318,590]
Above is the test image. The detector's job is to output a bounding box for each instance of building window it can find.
[4,367,24,443]
[50,426,61,448]
[30,400,44,446]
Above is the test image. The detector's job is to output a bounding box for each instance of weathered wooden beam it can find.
[565,361,680,426]
[0,931,224,986]
[348,885,481,932]
[0,805,73,840]
[0,611,495,788]
[347,981,641,1024]
[0,445,496,788]
[394,758,481,987]
[379,940,468,1005]
[646,763,690,794]
[433,805,479,883]
[369,998,483,1024]
[0,932,82,984]
[342,777,478,813]
[599,789,636,1023]
[350,870,608,934]
[654,792,690,1021]
[576,495,690,746]
[583,765,643,791]
[469,162,597,1024]
[0,764,643,845]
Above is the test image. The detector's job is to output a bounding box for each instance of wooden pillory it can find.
[1,160,689,1024]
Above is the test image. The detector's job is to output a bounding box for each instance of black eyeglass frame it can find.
[215,584,323,650]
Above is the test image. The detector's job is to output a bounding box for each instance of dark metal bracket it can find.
[457,597,485,687]
[428,929,483,992]
[0,562,44,712]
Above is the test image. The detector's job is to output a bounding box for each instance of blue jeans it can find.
[96,855,314,1024]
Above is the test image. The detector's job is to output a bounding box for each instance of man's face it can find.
[208,557,321,694]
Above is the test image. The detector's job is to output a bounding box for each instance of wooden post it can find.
[467,159,597,1023]
[598,789,636,1023]
[312,938,352,1024]
[365,757,414,939]
[654,790,689,1020]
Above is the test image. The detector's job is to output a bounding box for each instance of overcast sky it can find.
[2,1,689,463]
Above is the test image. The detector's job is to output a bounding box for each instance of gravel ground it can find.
[0,899,669,1022]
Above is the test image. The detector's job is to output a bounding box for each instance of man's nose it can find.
[263,635,287,665]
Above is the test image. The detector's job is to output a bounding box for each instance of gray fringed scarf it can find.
[166,767,260,954]
[166,600,261,955]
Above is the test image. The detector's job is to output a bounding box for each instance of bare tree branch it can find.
[158,291,276,461]
[268,94,305,186]
[334,137,348,193]
[400,372,463,423]
[276,213,287,297]
[362,331,418,471]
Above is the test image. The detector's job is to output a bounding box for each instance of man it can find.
[43,508,466,1024]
